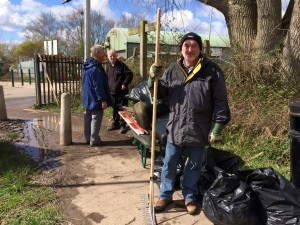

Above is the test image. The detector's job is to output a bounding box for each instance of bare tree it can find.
[59,8,85,56]
[22,9,115,57]
[90,11,115,45]
[23,12,60,41]
[116,12,147,28]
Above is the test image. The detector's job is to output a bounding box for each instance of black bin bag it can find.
[203,167,265,225]
[246,167,300,225]
[199,146,243,196]
[128,81,169,131]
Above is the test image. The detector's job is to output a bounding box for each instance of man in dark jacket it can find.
[106,49,133,134]
[149,32,231,215]
[82,45,112,147]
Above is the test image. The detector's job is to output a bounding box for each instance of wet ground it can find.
[0,81,213,225]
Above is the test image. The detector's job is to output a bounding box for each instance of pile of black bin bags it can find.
[154,146,300,225]
[128,82,300,225]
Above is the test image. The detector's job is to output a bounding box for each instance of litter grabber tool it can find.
[140,7,161,225]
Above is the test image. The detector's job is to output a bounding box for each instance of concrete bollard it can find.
[60,93,72,146]
[0,86,7,120]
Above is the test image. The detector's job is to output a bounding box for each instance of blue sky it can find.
[0,0,290,43]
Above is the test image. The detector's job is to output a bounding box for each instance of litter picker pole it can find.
[149,7,161,224]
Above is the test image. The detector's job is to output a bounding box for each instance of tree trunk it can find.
[254,0,281,54]
[198,0,257,50]
[282,0,300,75]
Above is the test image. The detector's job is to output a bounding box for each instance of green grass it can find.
[6,131,19,141]
[213,130,290,179]
[0,142,62,224]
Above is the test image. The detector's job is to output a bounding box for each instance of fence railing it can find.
[34,54,83,106]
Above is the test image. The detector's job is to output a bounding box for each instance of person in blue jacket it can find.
[149,32,231,215]
[82,45,112,147]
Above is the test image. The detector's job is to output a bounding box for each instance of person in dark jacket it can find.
[106,49,133,134]
[149,32,231,215]
[82,45,112,147]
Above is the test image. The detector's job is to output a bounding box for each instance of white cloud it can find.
[90,0,116,20]
[19,0,43,11]
[161,9,222,34]
[0,0,45,32]
[0,0,230,42]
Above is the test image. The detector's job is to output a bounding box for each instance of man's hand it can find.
[208,133,222,143]
[209,122,225,144]
[102,101,107,109]
[149,64,163,78]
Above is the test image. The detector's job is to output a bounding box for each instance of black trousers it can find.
[112,95,126,128]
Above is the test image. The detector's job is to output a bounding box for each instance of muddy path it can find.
[0,82,212,225]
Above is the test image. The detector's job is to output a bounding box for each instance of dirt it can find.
[0,81,213,225]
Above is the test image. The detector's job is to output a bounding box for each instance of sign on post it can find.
[128,21,158,81]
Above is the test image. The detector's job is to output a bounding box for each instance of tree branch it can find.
[197,0,229,15]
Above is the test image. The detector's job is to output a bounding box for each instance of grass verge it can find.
[0,141,62,225]
[213,130,290,180]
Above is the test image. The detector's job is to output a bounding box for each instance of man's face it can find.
[108,51,117,64]
[96,50,106,62]
[181,39,201,64]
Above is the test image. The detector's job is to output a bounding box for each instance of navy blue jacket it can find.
[82,58,112,110]
[158,57,231,147]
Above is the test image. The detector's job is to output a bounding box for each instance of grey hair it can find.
[90,45,105,58]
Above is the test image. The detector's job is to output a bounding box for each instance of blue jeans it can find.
[160,141,204,202]
[84,109,103,145]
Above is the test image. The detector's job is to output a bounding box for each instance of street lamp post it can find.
[62,0,90,61]
[84,0,90,61]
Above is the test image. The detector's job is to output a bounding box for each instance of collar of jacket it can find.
[178,56,203,83]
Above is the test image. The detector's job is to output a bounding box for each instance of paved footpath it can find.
[0,80,214,225]
[0,81,36,99]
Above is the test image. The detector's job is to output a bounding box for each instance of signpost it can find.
[128,21,158,81]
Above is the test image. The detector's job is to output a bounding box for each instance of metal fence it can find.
[34,54,83,106]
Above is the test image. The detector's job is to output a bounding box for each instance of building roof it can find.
[107,28,230,48]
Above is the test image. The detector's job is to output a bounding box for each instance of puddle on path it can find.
[15,114,84,168]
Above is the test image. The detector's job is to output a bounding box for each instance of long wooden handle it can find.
[149,7,161,208]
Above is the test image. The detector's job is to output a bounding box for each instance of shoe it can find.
[120,127,129,134]
[90,141,107,147]
[154,198,173,213]
[107,125,120,131]
[185,201,197,215]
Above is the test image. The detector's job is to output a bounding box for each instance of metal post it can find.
[84,0,91,61]
[10,69,14,87]
[34,54,42,106]
[21,69,24,86]
[28,69,32,85]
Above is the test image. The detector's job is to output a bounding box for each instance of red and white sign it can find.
[119,111,147,135]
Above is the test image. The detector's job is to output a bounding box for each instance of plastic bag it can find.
[129,81,169,130]
[246,167,300,225]
[199,146,243,196]
[127,81,152,103]
[203,167,264,225]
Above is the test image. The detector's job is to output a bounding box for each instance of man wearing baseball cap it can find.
[149,32,231,215]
